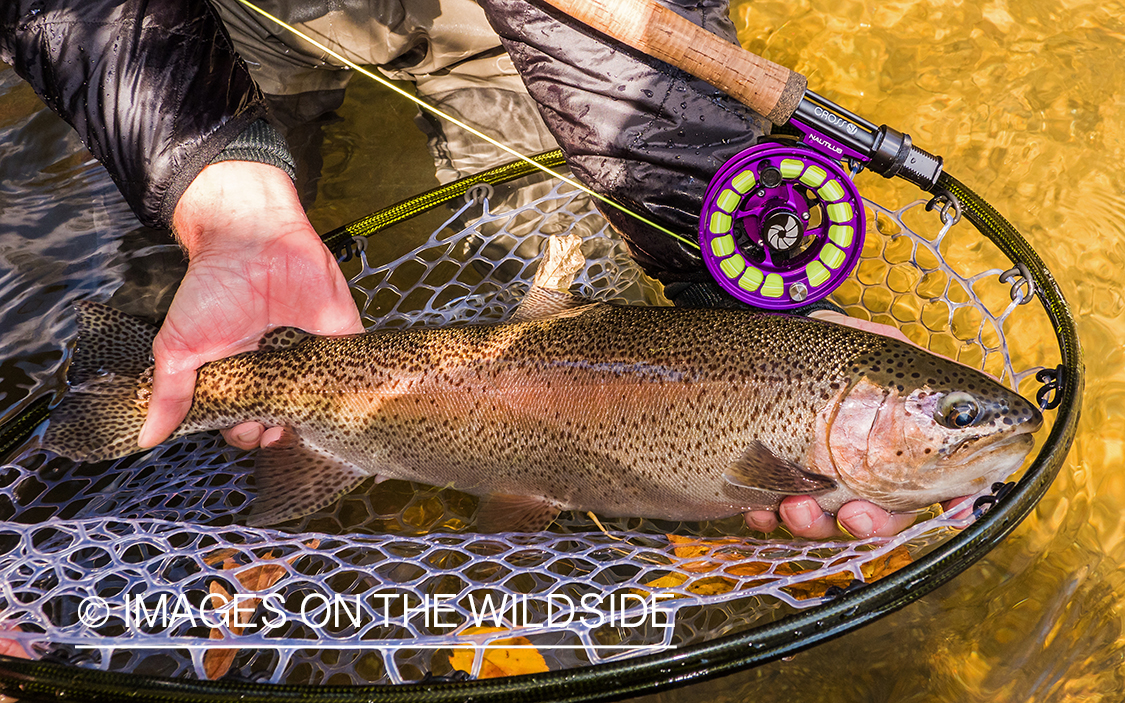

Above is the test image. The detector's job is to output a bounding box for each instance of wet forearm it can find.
[0,0,266,229]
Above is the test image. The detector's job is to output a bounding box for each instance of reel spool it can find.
[699,142,866,310]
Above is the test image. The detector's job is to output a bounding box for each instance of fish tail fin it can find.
[42,302,157,462]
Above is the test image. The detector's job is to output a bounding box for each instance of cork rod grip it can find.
[536,0,807,125]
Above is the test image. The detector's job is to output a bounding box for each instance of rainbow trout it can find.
[45,297,1041,531]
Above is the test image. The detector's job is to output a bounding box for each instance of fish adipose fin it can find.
[42,301,157,462]
[723,441,837,495]
[248,428,368,526]
[256,327,315,352]
[476,494,562,532]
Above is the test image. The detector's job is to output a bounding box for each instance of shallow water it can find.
[1,0,1123,699]
[671,1,1125,700]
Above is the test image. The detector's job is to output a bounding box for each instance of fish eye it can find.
[936,392,981,429]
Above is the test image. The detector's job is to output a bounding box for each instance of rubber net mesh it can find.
[0,175,1059,684]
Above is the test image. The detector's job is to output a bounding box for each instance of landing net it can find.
[0,171,1063,686]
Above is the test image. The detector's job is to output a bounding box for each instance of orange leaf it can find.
[780,571,857,600]
[203,647,239,681]
[203,539,321,680]
[685,576,735,596]
[449,626,549,678]
[204,582,237,680]
[234,561,287,592]
[640,573,689,590]
[780,547,915,600]
[722,560,772,578]
[666,534,743,559]
[202,548,240,567]
[861,546,912,580]
[659,535,914,602]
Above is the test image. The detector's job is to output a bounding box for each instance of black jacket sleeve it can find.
[477,0,769,284]
[0,0,267,229]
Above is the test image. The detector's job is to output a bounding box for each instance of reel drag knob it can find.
[698,143,866,310]
[761,210,803,254]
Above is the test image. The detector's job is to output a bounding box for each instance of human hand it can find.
[744,495,972,538]
[136,161,363,450]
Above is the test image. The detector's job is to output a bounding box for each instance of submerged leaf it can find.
[449,626,549,678]
[204,582,240,680]
[643,536,914,602]
[203,539,321,679]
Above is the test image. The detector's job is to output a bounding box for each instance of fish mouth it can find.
[945,431,1036,478]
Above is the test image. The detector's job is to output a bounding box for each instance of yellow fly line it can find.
[234,0,699,250]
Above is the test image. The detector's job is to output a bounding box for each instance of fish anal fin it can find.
[257,327,315,352]
[723,441,836,495]
[476,494,561,532]
[248,428,369,526]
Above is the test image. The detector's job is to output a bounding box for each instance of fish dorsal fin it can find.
[257,327,315,352]
[248,428,369,526]
[476,494,562,532]
[723,441,837,495]
[509,287,596,323]
[509,233,596,323]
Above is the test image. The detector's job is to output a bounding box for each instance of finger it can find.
[0,638,29,659]
[329,301,365,336]
[317,281,364,336]
[222,422,265,450]
[261,426,286,447]
[778,496,841,539]
[941,496,973,520]
[743,510,779,533]
[836,501,916,538]
[138,365,197,448]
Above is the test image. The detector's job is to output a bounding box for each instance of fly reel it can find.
[699,142,865,310]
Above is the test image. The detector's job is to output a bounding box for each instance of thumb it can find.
[138,363,198,448]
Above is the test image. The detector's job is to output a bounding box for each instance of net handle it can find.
[535,0,807,124]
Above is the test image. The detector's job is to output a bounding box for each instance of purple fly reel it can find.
[699,142,866,310]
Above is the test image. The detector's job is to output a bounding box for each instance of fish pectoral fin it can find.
[256,326,315,352]
[723,441,837,495]
[476,494,562,532]
[248,428,369,526]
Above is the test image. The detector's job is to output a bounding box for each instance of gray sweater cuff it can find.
[209,118,296,180]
